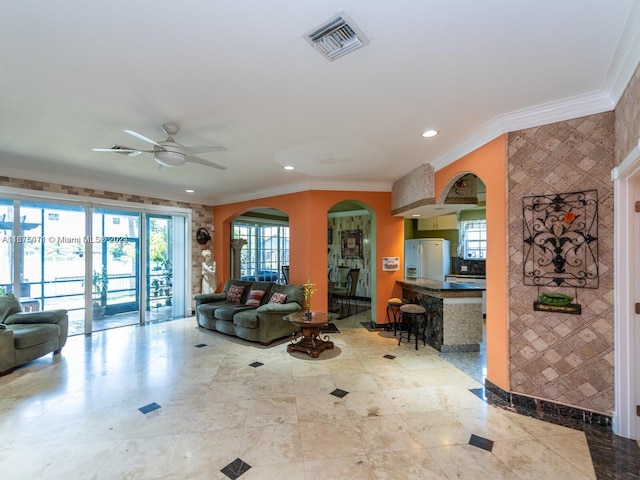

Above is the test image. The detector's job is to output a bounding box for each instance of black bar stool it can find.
[386,297,404,334]
[398,303,427,350]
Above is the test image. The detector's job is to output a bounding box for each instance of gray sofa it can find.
[0,294,69,376]
[195,279,303,344]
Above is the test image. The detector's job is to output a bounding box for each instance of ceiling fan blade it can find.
[123,129,162,147]
[92,147,154,153]
[185,145,227,155]
[185,155,227,170]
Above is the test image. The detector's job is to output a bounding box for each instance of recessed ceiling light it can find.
[185,189,194,193]
[411,214,421,217]
[284,165,295,171]
[421,129,439,138]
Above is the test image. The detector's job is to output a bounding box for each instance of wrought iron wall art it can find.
[522,190,598,288]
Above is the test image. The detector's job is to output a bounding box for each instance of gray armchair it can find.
[0,294,68,376]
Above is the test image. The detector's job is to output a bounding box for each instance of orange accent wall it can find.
[435,135,509,390]
[212,190,405,325]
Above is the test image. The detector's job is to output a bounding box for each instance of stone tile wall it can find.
[615,62,640,164]
[507,111,615,414]
[0,176,213,310]
[391,163,435,215]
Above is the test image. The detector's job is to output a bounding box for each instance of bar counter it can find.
[397,278,484,352]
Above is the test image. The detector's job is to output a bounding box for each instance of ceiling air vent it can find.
[110,145,141,157]
[305,13,369,61]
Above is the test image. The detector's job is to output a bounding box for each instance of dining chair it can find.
[281,265,290,284]
[329,266,351,313]
[333,268,360,317]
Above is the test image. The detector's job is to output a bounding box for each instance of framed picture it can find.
[382,257,400,271]
[341,229,363,259]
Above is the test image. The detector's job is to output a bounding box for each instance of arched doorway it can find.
[414,172,488,383]
[327,200,376,322]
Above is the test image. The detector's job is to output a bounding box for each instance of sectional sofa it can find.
[195,279,303,344]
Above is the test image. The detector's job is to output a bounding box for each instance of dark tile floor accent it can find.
[468,387,486,402]
[360,321,377,331]
[584,425,640,480]
[138,402,161,414]
[321,323,340,333]
[221,458,251,480]
[383,354,396,359]
[194,343,207,348]
[249,362,264,368]
[469,433,494,452]
[473,385,640,479]
[331,388,349,398]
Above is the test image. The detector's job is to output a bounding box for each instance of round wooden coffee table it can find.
[284,311,334,358]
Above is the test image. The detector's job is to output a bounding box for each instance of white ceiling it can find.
[1,1,639,206]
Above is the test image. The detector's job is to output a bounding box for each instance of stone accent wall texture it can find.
[507,111,615,414]
[615,62,640,165]
[391,163,435,215]
[0,176,213,310]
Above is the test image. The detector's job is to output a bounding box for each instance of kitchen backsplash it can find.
[451,257,486,275]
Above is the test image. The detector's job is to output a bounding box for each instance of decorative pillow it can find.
[227,285,245,304]
[245,289,266,307]
[268,292,287,304]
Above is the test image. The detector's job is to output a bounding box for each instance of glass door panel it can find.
[92,209,140,332]
[18,202,87,334]
[146,215,173,322]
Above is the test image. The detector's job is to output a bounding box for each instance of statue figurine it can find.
[201,250,217,294]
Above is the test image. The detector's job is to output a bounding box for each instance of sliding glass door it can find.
[0,194,190,336]
[91,209,140,332]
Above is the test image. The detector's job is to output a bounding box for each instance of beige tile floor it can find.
[0,311,597,479]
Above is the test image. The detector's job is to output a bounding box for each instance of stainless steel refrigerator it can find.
[404,238,451,281]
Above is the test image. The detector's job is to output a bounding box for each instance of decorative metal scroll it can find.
[522,190,598,288]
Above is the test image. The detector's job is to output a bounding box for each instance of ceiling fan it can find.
[92,123,227,170]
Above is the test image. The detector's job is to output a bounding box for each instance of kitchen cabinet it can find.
[417,214,458,230]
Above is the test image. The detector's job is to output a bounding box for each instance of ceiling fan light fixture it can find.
[155,150,185,167]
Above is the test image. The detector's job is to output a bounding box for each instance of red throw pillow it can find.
[268,292,287,304]
[227,285,245,303]
[245,289,266,307]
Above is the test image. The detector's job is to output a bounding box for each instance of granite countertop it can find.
[398,278,485,292]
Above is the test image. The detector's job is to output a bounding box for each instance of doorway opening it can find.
[327,200,374,321]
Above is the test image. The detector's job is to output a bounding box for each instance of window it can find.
[232,220,289,283]
[459,219,487,259]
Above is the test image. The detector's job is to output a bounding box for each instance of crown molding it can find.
[212,180,392,206]
[430,90,615,171]
[431,4,640,172]
[602,1,640,103]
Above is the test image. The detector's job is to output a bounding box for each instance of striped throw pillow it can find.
[245,289,266,307]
